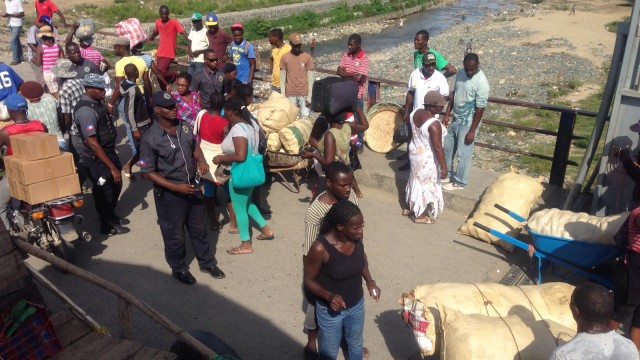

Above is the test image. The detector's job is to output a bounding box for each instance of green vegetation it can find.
[606,16,630,33]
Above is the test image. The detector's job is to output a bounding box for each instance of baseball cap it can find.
[4,94,28,111]
[38,15,52,25]
[83,73,108,89]
[191,12,202,21]
[204,13,218,26]
[114,36,130,46]
[152,91,178,107]
[630,119,640,132]
[422,52,437,65]
[230,21,243,31]
[423,91,447,107]
[289,33,303,45]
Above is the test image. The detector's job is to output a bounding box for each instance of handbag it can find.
[230,123,265,188]
[393,121,410,144]
[214,164,231,185]
[194,110,224,183]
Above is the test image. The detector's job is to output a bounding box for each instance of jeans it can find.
[443,120,478,187]
[0,176,11,230]
[118,99,137,155]
[288,96,310,117]
[188,62,205,77]
[316,297,365,360]
[154,187,216,271]
[9,26,23,62]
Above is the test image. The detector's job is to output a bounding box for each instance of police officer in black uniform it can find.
[73,73,130,236]
[139,91,225,285]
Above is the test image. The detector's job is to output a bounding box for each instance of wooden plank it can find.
[0,283,44,312]
[117,297,132,340]
[91,338,144,360]
[130,347,179,360]
[50,332,120,360]
[0,250,32,297]
[51,311,92,348]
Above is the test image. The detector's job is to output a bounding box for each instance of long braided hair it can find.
[320,200,362,235]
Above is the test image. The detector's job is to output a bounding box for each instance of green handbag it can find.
[231,123,265,189]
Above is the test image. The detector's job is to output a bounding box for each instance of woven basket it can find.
[266,151,303,168]
[364,103,404,153]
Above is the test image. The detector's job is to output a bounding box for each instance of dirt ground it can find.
[509,0,630,67]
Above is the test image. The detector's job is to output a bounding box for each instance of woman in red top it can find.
[195,91,236,232]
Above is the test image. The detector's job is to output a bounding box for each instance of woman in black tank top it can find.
[304,201,381,360]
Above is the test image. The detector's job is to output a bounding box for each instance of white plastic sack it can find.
[527,208,628,245]
[458,167,544,251]
[257,91,299,133]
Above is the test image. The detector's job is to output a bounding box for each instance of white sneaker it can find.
[442,182,464,191]
[441,178,451,185]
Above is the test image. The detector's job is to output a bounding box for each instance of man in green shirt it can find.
[413,30,457,78]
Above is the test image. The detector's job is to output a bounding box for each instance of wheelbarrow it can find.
[266,151,312,193]
[473,204,623,288]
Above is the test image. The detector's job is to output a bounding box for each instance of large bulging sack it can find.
[257,92,299,133]
[401,282,575,358]
[116,18,149,48]
[311,77,358,116]
[458,168,544,251]
[75,18,96,39]
[279,118,313,154]
[527,208,628,245]
[266,132,281,152]
[441,306,574,360]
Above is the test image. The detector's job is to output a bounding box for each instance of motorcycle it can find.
[8,195,91,264]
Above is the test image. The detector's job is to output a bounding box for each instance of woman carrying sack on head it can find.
[213,96,274,255]
[195,91,237,232]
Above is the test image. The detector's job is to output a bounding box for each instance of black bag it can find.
[393,122,410,144]
[349,149,362,171]
[311,77,358,116]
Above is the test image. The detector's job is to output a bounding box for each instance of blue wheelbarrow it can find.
[473,204,623,288]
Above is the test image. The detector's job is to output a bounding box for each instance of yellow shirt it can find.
[115,56,148,93]
[271,43,292,88]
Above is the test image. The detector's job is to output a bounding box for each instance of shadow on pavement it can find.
[375,309,424,360]
[35,258,302,359]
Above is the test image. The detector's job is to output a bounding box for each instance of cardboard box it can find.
[4,153,75,185]
[9,174,81,204]
[10,132,60,161]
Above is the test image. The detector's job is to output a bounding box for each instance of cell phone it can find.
[195,172,201,184]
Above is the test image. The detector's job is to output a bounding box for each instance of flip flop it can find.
[228,229,239,234]
[256,233,275,240]
[401,209,411,216]
[413,217,435,224]
[227,246,253,255]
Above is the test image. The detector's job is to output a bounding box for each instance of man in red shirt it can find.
[35,0,67,27]
[149,5,189,90]
[204,13,232,70]
[337,33,369,112]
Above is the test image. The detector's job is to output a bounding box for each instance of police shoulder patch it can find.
[182,125,189,133]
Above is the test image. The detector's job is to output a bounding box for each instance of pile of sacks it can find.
[400,282,576,359]
[252,92,313,154]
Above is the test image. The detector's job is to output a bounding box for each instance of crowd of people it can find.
[2,1,638,360]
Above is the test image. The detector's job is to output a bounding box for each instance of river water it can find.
[302,0,517,57]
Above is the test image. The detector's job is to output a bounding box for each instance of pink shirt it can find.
[80,46,104,66]
[339,49,369,98]
[41,43,60,72]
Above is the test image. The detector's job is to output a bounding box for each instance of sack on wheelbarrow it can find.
[440,306,574,360]
[527,208,628,245]
[458,168,543,251]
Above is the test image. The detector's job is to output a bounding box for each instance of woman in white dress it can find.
[402,91,448,224]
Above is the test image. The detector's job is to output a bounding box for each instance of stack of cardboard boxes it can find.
[4,132,80,204]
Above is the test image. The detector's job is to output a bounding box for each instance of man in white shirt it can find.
[3,0,25,65]
[549,282,639,360]
[187,12,208,77]
[404,52,449,118]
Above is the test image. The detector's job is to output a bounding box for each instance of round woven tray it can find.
[364,103,404,153]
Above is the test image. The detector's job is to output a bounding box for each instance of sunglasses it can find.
[206,57,219,62]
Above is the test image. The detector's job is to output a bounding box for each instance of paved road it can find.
[7,55,512,359]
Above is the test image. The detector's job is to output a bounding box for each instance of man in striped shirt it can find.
[337,33,369,111]
[302,161,360,359]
